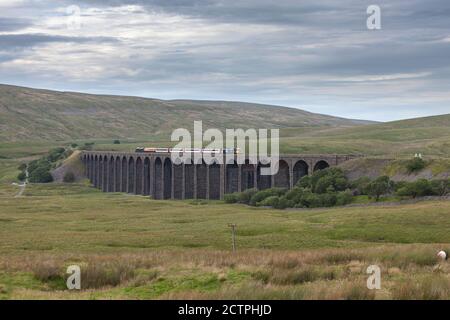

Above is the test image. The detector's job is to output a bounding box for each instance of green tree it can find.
[17,172,26,181]
[406,157,426,173]
[430,180,449,196]
[298,167,349,194]
[47,147,66,162]
[397,179,433,198]
[351,177,371,195]
[366,176,392,201]
[29,166,53,183]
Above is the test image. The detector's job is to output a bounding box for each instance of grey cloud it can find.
[0,17,32,32]
[0,33,119,49]
[72,0,450,29]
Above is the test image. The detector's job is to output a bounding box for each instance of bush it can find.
[396,179,433,198]
[297,191,337,208]
[274,196,295,209]
[351,177,371,195]
[315,176,335,194]
[71,143,78,148]
[414,179,433,197]
[224,193,239,204]
[17,171,26,181]
[285,187,307,204]
[318,192,338,207]
[258,196,280,207]
[28,159,47,174]
[430,179,449,196]
[298,167,349,194]
[18,163,27,171]
[113,140,121,144]
[229,168,357,209]
[366,176,393,201]
[249,188,287,206]
[63,171,76,183]
[237,188,258,204]
[47,147,66,162]
[29,166,53,183]
[406,157,426,173]
[336,190,353,206]
[393,180,408,192]
[296,176,311,188]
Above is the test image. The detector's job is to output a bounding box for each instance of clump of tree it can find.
[47,147,66,163]
[297,167,349,194]
[26,147,71,183]
[396,179,449,198]
[28,159,53,183]
[225,168,354,209]
[406,157,426,173]
[223,167,450,210]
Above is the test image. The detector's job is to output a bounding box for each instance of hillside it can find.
[0,84,371,142]
[1,84,449,158]
[279,114,450,156]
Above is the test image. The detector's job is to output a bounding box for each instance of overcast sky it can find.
[0,0,449,121]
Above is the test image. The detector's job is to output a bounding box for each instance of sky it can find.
[0,0,449,122]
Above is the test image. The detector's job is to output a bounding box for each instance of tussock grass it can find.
[0,245,449,299]
[392,275,450,300]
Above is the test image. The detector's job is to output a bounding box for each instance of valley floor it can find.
[1,183,450,299]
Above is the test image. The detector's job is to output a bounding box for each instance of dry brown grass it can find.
[1,244,449,299]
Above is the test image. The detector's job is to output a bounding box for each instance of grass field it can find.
[0,112,449,299]
[1,182,450,299]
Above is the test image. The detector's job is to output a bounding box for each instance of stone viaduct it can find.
[80,151,356,200]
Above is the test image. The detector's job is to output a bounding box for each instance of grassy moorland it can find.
[1,84,449,160]
[1,183,450,299]
[279,114,450,157]
[0,84,368,142]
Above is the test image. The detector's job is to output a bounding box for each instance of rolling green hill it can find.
[279,114,450,157]
[0,84,449,160]
[0,84,370,142]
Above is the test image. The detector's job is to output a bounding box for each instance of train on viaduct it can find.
[80,151,357,200]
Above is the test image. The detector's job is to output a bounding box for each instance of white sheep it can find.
[437,250,447,261]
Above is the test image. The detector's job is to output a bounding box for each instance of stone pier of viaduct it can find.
[80,152,356,200]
